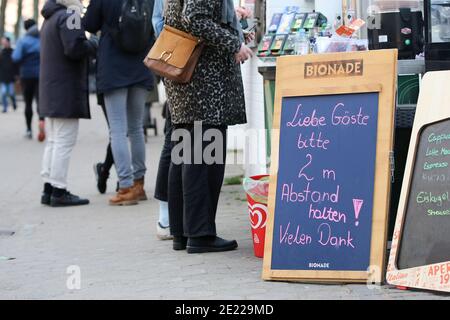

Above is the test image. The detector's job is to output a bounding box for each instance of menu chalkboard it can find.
[398,119,450,270]
[271,92,379,271]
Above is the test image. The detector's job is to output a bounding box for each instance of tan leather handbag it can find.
[144,25,205,84]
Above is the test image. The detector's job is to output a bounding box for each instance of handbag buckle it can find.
[159,51,173,63]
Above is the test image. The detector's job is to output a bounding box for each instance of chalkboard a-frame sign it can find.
[262,50,398,283]
[387,71,450,293]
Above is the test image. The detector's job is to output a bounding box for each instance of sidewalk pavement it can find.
[0,96,448,300]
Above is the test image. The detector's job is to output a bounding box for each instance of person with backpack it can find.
[39,0,98,207]
[0,37,18,113]
[84,0,155,206]
[12,19,45,141]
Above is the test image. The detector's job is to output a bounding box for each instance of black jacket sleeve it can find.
[59,12,96,60]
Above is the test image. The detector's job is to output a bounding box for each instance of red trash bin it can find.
[244,175,270,258]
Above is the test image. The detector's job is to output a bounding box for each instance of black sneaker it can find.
[173,236,188,251]
[93,163,109,194]
[41,183,53,206]
[41,193,51,206]
[50,190,90,207]
[187,236,238,254]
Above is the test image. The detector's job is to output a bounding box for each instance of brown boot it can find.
[109,188,139,206]
[133,178,148,201]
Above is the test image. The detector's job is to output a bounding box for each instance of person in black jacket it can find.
[0,37,18,113]
[84,0,155,206]
[39,0,97,207]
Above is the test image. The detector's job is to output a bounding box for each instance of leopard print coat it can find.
[164,0,247,126]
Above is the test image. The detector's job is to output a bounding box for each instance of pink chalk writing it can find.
[353,199,364,227]
[281,183,340,204]
[331,103,369,126]
[322,169,336,181]
[309,204,347,224]
[279,223,313,246]
[287,104,327,128]
[298,154,314,182]
[278,95,377,261]
[297,131,330,150]
[317,223,355,249]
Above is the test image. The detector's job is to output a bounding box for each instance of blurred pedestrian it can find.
[84,0,155,206]
[93,93,116,194]
[152,0,165,36]
[39,0,97,207]
[12,19,45,141]
[164,0,252,253]
[0,37,18,113]
[152,0,173,240]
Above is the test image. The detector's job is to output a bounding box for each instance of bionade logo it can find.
[304,60,364,79]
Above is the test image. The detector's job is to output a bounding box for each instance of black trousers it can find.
[100,103,114,173]
[154,103,172,202]
[168,124,227,238]
[21,78,42,131]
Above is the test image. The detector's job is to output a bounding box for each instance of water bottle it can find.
[308,28,318,54]
[295,29,309,55]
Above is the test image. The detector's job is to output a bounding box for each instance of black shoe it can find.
[50,190,90,207]
[41,183,53,206]
[41,193,51,206]
[93,163,109,194]
[187,236,238,254]
[173,236,188,251]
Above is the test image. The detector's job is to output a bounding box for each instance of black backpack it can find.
[112,0,154,54]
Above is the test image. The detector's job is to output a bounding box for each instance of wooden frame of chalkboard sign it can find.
[387,71,450,293]
[263,50,398,283]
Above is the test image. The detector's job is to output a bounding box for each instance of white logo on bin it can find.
[249,203,268,229]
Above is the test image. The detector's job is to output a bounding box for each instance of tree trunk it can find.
[15,0,23,40]
[0,0,8,39]
[34,0,39,23]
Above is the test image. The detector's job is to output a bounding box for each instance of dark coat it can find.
[164,0,247,126]
[39,0,96,119]
[0,48,18,83]
[83,0,155,94]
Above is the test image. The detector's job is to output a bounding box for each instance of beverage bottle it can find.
[309,28,319,54]
[295,29,309,55]
[325,24,333,37]
[333,13,343,33]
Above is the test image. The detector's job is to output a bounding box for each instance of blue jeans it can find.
[1,82,17,112]
[104,87,147,189]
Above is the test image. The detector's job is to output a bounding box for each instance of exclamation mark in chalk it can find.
[353,199,364,227]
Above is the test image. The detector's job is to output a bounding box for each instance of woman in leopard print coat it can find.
[165,0,251,252]
[164,0,247,126]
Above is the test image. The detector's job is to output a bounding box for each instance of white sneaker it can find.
[157,222,173,240]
